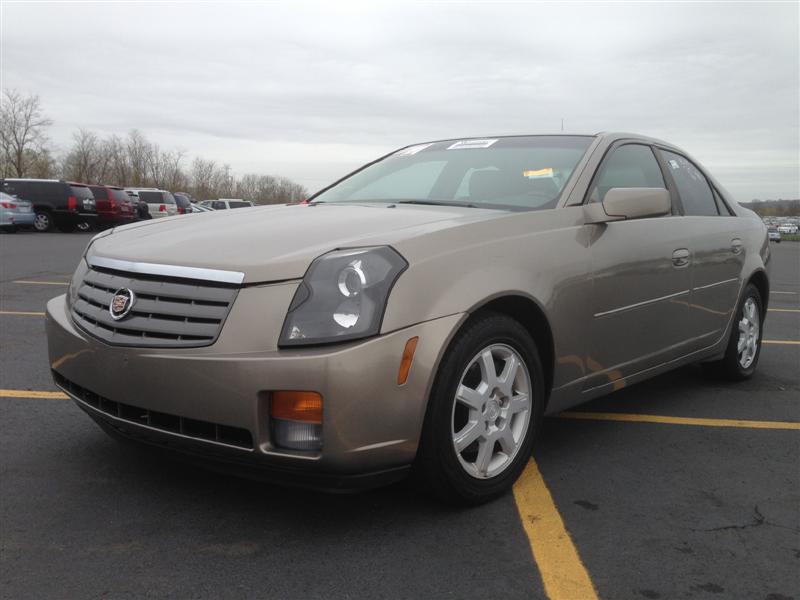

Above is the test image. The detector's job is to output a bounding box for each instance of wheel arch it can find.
[466,294,555,404]
[747,269,769,314]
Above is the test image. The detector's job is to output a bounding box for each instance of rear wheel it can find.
[416,313,544,505]
[711,283,764,380]
[33,211,53,232]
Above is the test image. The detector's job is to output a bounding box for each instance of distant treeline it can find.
[0,89,307,204]
[739,199,800,217]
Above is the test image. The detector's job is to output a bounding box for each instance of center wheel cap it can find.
[486,399,500,422]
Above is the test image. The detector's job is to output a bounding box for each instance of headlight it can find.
[66,258,88,310]
[279,246,407,346]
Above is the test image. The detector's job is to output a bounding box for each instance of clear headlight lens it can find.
[279,246,407,346]
[66,258,88,310]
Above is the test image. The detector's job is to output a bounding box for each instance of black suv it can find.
[0,179,97,232]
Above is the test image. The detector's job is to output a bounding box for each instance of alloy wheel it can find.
[33,213,50,232]
[451,343,532,479]
[737,296,760,369]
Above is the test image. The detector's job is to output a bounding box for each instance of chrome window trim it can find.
[87,255,245,285]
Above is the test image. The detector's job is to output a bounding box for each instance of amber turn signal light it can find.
[397,336,419,385]
[271,391,323,424]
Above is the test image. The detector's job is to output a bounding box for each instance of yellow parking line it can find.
[763,340,800,345]
[768,308,800,313]
[12,280,68,286]
[513,459,598,600]
[558,411,800,430]
[0,310,45,316]
[0,389,68,399]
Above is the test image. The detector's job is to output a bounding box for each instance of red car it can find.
[88,185,137,228]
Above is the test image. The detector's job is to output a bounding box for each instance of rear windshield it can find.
[139,191,168,204]
[89,186,108,200]
[70,185,95,200]
[311,135,594,211]
[229,201,252,208]
[110,189,130,203]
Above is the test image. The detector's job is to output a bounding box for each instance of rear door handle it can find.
[731,238,743,255]
[672,248,690,268]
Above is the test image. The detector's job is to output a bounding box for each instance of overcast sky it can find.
[3,1,798,200]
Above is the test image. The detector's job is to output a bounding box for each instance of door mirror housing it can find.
[584,187,671,224]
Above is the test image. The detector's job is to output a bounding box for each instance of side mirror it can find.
[584,188,671,224]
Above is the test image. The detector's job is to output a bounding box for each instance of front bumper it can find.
[46,291,462,490]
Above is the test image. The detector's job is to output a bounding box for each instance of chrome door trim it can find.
[692,277,739,292]
[87,255,245,285]
[593,289,690,318]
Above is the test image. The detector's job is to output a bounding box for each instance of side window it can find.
[661,151,719,216]
[212,201,226,210]
[589,144,666,203]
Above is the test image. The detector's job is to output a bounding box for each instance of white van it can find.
[125,188,179,219]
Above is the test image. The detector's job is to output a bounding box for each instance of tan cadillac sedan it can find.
[46,133,770,504]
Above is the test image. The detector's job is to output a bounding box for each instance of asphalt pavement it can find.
[1,232,798,600]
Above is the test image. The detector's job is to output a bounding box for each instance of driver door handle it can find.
[672,248,690,268]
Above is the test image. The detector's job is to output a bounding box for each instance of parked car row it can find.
[0,178,257,233]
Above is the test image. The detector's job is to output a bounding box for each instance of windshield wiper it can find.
[394,199,477,208]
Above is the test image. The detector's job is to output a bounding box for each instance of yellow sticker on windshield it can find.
[523,168,554,179]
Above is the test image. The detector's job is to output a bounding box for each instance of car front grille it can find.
[71,265,238,348]
[53,371,253,450]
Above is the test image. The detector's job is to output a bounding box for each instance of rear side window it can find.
[589,144,666,202]
[89,186,108,200]
[661,151,719,216]
[212,201,227,210]
[228,201,251,208]
[162,192,176,205]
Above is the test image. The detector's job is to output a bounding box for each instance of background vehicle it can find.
[173,192,193,214]
[88,185,137,228]
[768,227,782,242]
[0,191,35,232]
[777,224,797,234]
[0,179,97,232]
[124,188,178,219]
[189,203,215,213]
[200,199,254,210]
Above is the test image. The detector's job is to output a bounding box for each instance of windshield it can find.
[311,135,593,211]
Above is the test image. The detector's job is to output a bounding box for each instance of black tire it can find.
[1,225,17,233]
[415,312,545,505]
[33,211,53,232]
[711,283,764,380]
[76,221,92,232]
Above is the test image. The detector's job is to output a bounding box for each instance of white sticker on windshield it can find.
[394,143,434,157]
[447,139,498,150]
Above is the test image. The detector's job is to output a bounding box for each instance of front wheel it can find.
[416,312,544,505]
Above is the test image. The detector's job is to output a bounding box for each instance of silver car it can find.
[46,133,770,504]
[0,191,35,231]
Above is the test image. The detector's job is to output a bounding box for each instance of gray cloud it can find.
[3,1,798,199]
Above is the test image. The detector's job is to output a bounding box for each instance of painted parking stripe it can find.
[0,389,68,399]
[513,459,598,600]
[768,308,800,313]
[762,340,800,345]
[771,291,797,295]
[12,280,68,286]
[0,310,46,316]
[558,412,800,430]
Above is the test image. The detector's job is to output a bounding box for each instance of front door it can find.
[583,143,692,390]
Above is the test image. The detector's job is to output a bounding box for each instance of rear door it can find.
[657,150,744,350]
[584,142,692,390]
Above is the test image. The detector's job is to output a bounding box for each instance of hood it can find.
[88,203,501,283]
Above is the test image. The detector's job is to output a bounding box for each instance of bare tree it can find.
[0,89,53,177]
[61,128,102,183]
